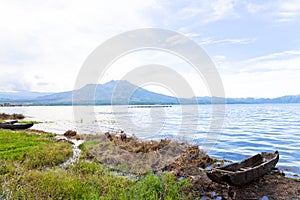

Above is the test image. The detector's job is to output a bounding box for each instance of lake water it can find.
[1,104,300,177]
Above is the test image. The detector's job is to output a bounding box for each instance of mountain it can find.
[0,80,300,105]
[0,91,53,102]
[32,80,179,105]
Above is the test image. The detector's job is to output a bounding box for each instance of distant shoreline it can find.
[1,102,300,107]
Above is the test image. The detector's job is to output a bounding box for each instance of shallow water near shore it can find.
[2,104,300,177]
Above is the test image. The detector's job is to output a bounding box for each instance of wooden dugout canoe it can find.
[206,151,279,186]
[0,122,33,130]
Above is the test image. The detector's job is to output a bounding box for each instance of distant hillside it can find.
[0,80,299,105]
[32,80,179,105]
[225,95,300,104]
[0,91,53,102]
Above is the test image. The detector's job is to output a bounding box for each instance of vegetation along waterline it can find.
[0,126,299,199]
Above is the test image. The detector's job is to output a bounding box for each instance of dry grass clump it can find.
[162,146,214,177]
[105,132,171,153]
[80,132,213,177]
[0,113,25,120]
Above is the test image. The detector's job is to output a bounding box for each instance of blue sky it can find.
[0,0,300,98]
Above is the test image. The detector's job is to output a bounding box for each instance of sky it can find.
[0,0,300,98]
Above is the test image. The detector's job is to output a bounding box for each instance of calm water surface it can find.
[2,104,300,176]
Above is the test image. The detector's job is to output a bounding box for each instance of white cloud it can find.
[240,50,300,73]
[199,37,256,45]
[223,70,300,98]
[154,0,240,34]
[245,0,300,24]
[276,0,300,23]
[203,0,239,24]
[177,0,239,24]
[246,2,267,14]
[0,0,156,92]
[0,71,32,92]
[217,50,300,97]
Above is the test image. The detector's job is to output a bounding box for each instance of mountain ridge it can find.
[0,80,299,105]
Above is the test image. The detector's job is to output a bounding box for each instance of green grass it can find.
[0,129,192,199]
[2,161,191,200]
[0,120,41,124]
[4,161,128,199]
[17,120,41,124]
[0,129,72,169]
[78,138,100,159]
[128,173,191,200]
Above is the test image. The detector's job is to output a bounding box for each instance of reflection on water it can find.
[1,104,300,176]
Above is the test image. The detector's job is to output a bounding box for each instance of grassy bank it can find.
[0,129,191,199]
[1,129,299,199]
[0,129,72,169]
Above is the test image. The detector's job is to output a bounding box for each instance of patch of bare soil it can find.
[233,171,300,199]
[83,132,300,199]
[188,170,300,199]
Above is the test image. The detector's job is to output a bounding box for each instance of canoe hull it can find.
[0,123,34,130]
[207,151,279,186]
